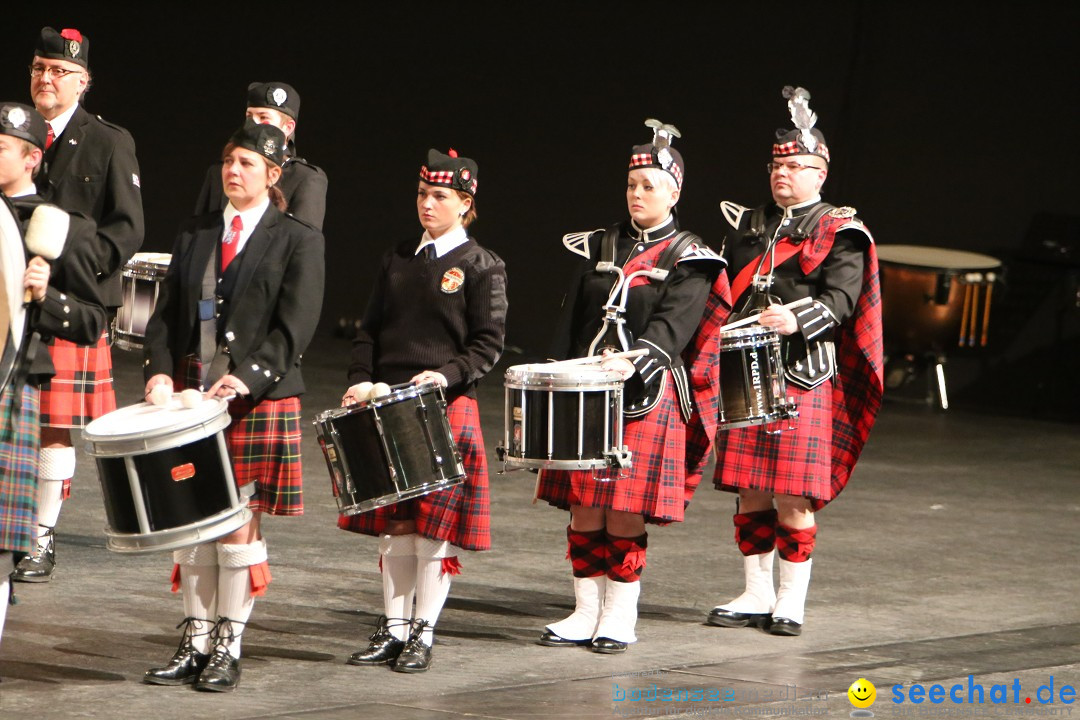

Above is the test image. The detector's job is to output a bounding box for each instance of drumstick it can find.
[544,348,649,367]
[959,283,972,348]
[719,297,814,332]
[981,283,993,347]
[967,284,980,347]
[23,204,69,303]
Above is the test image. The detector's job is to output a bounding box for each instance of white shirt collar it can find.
[9,182,37,199]
[415,225,468,258]
[45,103,80,140]
[223,199,271,255]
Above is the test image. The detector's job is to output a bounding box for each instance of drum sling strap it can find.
[597,225,700,277]
[198,250,230,389]
[730,203,835,301]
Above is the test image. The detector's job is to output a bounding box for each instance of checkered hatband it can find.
[629,146,684,189]
[419,148,479,195]
[772,130,830,163]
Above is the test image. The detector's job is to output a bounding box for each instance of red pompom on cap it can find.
[448,148,458,158]
[60,28,83,42]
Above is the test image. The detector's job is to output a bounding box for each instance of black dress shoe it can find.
[767,617,802,636]
[14,528,55,583]
[392,621,432,673]
[706,607,772,629]
[537,630,591,648]
[347,617,405,666]
[194,650,241,692]
[143,646,210,685]
[590,637,628,654]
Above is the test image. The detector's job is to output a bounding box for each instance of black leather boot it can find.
[143,618,211,685]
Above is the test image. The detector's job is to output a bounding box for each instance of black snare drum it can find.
[719,326,798,430]
[314,381,465,516]
[501,363,629,471]
[116,252,171,351]
[83,397,252,553]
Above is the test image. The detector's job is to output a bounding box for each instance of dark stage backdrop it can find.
[3,3,1077,405]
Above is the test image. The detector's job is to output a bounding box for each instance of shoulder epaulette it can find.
[677,243,725,263]
[829,206,857,219]
[719,200,751,229]
[562,229,603,259]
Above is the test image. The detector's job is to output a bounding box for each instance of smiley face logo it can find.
[848,678,876,708]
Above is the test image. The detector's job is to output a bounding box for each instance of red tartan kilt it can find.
[39,333,116,428]
[713,378,833,504]
[536,370,693,525]
[176,356,303,516]
[338,395,491,551]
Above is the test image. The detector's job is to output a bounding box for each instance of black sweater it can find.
[349,237,507,400]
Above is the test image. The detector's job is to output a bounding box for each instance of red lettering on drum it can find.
[171,463,196,482]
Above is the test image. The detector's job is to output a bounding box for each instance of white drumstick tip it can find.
[180,389,203,409]
[355,381,374,402]
[148,384,171,406]
[371,382,391,399]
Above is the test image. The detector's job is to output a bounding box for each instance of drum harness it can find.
[734,203,839,390]
[589,225,700,419]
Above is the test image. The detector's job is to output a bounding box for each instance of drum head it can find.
[876,245,1000,272]
[505,362,623,390]
[84,396,230,455]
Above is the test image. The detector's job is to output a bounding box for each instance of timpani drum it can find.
[718,325,798,430]
[877,245,1001,354]
[116,252,171,351]
[83,396,252,554]
[314,381,465,516]
[500,363,629,471]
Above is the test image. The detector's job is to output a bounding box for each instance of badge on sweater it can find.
[441,267,465,294]
[829,206,857,219]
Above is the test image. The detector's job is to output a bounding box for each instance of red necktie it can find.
[221,215,242,270]
[45,122,54,150]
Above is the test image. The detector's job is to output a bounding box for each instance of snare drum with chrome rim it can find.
[83,396,251,554]
[314,381,465,516]
[116,252,171,351]
[501,363,629,471]
[718,325,798,430]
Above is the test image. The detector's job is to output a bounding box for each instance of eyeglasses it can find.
[766,161,825,174]
[29,64,84,80]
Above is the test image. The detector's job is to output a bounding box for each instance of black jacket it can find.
[143,205,324,400]
[40,105,145,308]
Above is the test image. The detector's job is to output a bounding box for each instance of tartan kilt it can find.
[0,385,41,555]
[39,333,116,428]
[536,370,692,525]
[713,377,832,505]
[338,395,492,551]
[178,356,303,516]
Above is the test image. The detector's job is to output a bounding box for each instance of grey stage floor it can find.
[1,334,1078,719]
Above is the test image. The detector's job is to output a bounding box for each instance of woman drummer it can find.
[141,120,324,691]
[340,148,506,673]
[535,120,726,653]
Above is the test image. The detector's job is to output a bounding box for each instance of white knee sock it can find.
[216,540,268,658]
[413,536,455,646]
[36,448,75,543]
[379,534,417,642]
[0,552,13,651]
[173,543,219,653]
